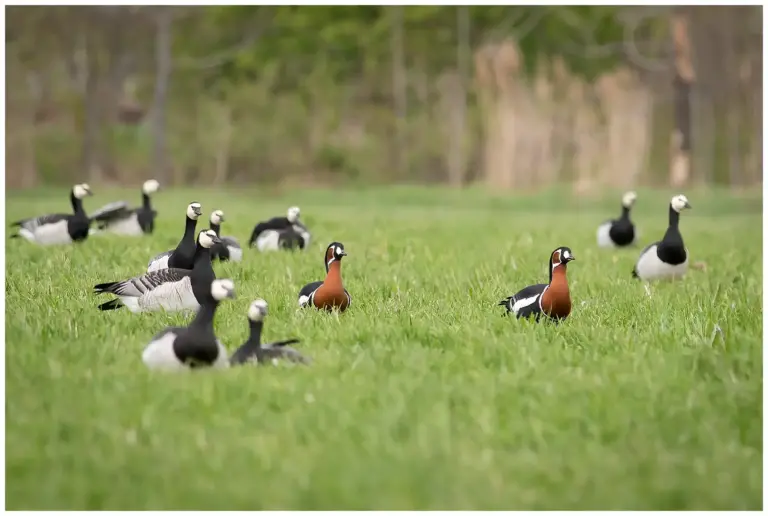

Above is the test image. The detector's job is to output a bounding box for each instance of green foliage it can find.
[5,186,762,509]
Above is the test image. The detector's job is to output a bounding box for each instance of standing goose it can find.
[142,278,235,371]
[249,206,311,251]
[229,299,310,366]
[597,191,638,248]
[499,246,576,322]
[94,229,221,313]
[89,179,160,236]
[208,210,243,262]
[147,201,202,272]
[10,183,93,245]
[298,242,351,312]
[632,194,692,281]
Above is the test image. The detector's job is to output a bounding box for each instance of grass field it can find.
[5,185,763,510]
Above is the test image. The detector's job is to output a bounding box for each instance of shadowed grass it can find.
[5,186,762,510]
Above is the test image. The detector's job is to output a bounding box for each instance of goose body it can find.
[249,206,310,251]
[632,195,692,281]
[95,229,221,313]
[10,184,93,245]
[90,180,160,236]
[499,246,576,322]
[208,210,243,262]
[597,191,637,248]
[229,299,310,366]
[142,279,234,371]
[298,242,351,311]
[147,202,202,272]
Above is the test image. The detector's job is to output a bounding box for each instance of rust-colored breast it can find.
[541,267,571,319]
[313,284,350,312]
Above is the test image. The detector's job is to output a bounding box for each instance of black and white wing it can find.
[90,201,132,224]
[147,249,173,272]
[262,340,311,364]
[94,268,191,297]
[499,283,548,319]
[249,217,290,246]
[11,213,69,232]
[298,281,323,307]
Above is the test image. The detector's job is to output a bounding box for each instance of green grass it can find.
[5,185,763,510]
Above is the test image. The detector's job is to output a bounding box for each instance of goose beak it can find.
[226,289,236,299]
[684,201,692,209]
[212,235,222,244]
[566,255,575,262]
[339,250,347,256]
[86,189,94,196]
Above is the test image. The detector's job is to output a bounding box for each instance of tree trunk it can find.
[670,9,693,188]
[445,6,470,188]
[152,7,173,185]
[390,6,407,179]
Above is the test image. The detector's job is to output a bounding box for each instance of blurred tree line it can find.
[5,6,762,191]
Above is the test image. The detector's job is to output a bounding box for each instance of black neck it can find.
[668,204,680,229]
[620,206,631,220]
[70,192,85,216]
[209,223,221,236]
[191,300,219,333]
[142,193,152,210]
[182,216,197,241]
[192,244,213,270]
[247,320,264,348]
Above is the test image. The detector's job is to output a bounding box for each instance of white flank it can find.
[256,230,281,251]
[298,295,310,307]
[137,276,199,313]
[142,332,186,371]
[634,244,689,281]
[227,246,243,262]
[105,214,143,236]
[18,228,37,242]
[147,254,170,273]
[29,220,72,245]
[512,294,540,314]
[596,222,615,248]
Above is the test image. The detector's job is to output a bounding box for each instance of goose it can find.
[298,242,351,312]
[208,210,243,262]
[499,246,576,322]
[89,179,160,236]
[632,194,692,281]
[94,229,221,313]
[147,201,202,272]
[142,278,234,371]
[229,299,310,366]
[10,183,93,245]
[248,206,311,251]
[596,191,638,248]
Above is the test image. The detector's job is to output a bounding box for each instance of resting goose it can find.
[89,179,160,236]
[229,299,310,366]
[596,191,638,248]
[94,229,221,313]
[208,210,243,262]
[147,201,202,272]
[248,206,311,251]
[142,278,234,371]
[10,183,93,245]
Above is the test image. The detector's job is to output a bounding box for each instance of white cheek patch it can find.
[563,250,570,260]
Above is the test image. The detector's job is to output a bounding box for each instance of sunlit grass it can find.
[5,186,762,509]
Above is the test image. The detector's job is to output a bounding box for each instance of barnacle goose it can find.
[596,191,638,248]
[89,179,160,236]
[208,210,243,262]
[94,229,221,313]
[10,183,93,245]
[229,299,310,366]
[248,206,311,252]
[142,278,235,371]
[147,201,202,272]
[632,194,692,281]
